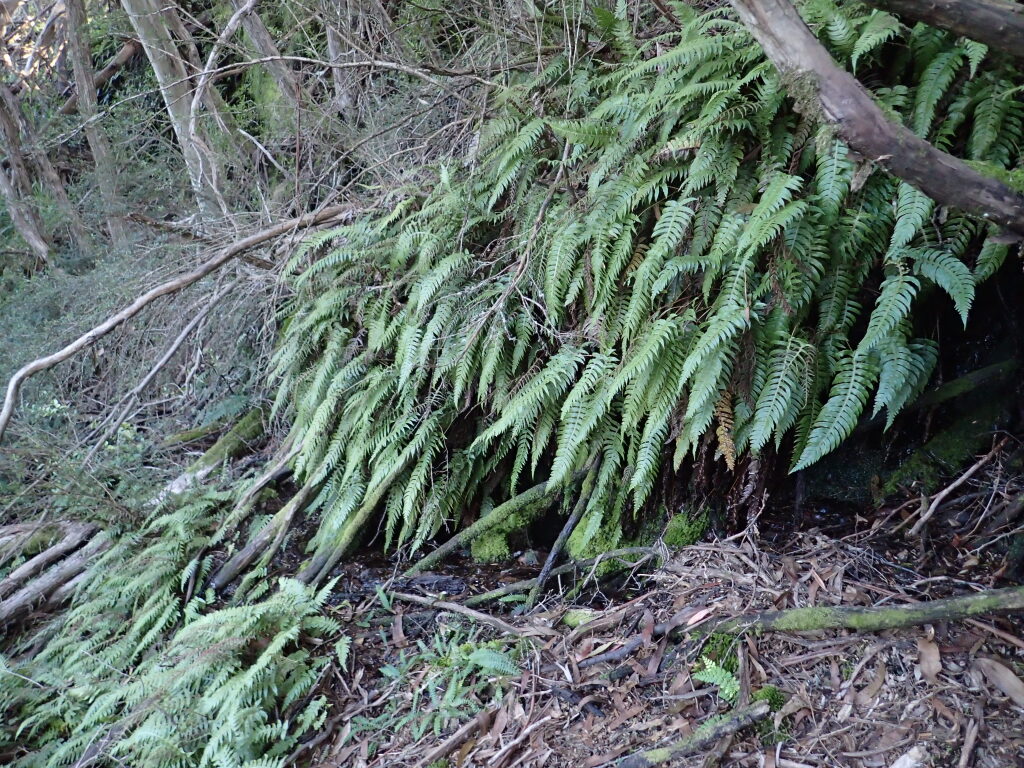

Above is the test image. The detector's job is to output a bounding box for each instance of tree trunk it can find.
[120,0,230,220]
[729,0,1024,237]
[232,0,305,112]
[65,0,128,246]
[860,0,1024,61]
[0,83,91,248]
[0,165,50,265]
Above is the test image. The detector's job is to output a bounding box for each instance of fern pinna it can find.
[2,2,1021,766]
[276,2,1020,566]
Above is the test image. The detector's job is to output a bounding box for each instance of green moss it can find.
[187,408,265,474]
[663,510,708,547]
[751,685,786,712]
[470,528,512,562]
[965,160,1024,194]
[883,397,1004,496]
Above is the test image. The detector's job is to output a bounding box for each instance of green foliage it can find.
[694,657,740,704]
[272,0,1020,568]
[1,491,339,767]
[346,624,522,744]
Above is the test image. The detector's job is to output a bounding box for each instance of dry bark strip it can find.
[610,702,770,767]
[696,585,1024,636]
[729,0,1024,237]
[0,534,112,625]
[0,204,354,444]
[860,0,1024,61]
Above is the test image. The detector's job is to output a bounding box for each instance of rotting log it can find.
[690,585,1024,636]
[610,702,770,768]
[729,0,1024,237]
[0,523,96,599]
[859,0,1024,61]
[0,534,111,625]
[0,203,355,444]
[403,472,587,577]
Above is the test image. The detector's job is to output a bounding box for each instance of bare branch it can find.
[0,204,355,444]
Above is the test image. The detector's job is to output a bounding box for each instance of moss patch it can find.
[664,510,709,548]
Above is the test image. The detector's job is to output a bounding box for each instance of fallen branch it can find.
[0,534,112,625]
[729,0,1024,236]
[389,591,529,637]
[463,547,657,607]
[59,39,143,115]
[525,474,592,611]
[403,471,586,577]
[906,436,1009,536]
[0,204,354,444]
[699,584,1024,636]
[859,0,1024,61]
[609,702,770,767]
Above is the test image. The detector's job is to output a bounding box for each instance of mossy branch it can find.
[403,472,586,577]
[697,585,1024,636]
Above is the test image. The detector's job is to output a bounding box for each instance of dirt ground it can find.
[302,503,1024,768]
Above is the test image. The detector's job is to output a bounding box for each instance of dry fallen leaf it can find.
[973,657,1024,707]
[888,745,926,768]
[916,636,942,684]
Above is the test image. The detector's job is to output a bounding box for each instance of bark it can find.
[729,0,1024,237]
[0,534,111,625]
[613,703,770,768]
[861,0,1024,61]
[0,83,91,247]
[0,203,355,443]
[59,39,143,116]
[698,585,1024,635]
[65,0,128,245]
[120,0,229,219]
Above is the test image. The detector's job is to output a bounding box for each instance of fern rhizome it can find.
[3,2,1021,765]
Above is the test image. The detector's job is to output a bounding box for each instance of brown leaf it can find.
[973,657,1024,707]
[916,636,942,684]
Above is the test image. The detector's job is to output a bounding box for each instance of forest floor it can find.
[302,510,1024,768]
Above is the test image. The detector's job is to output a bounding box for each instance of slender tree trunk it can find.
[0,165,50,265]
[65,0,128,246]
[0,83,91,248]
[120,0,229,221]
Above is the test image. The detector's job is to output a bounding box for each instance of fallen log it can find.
[0,523,96,599]
[694,585,1024,636]
[0,534,111,625]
